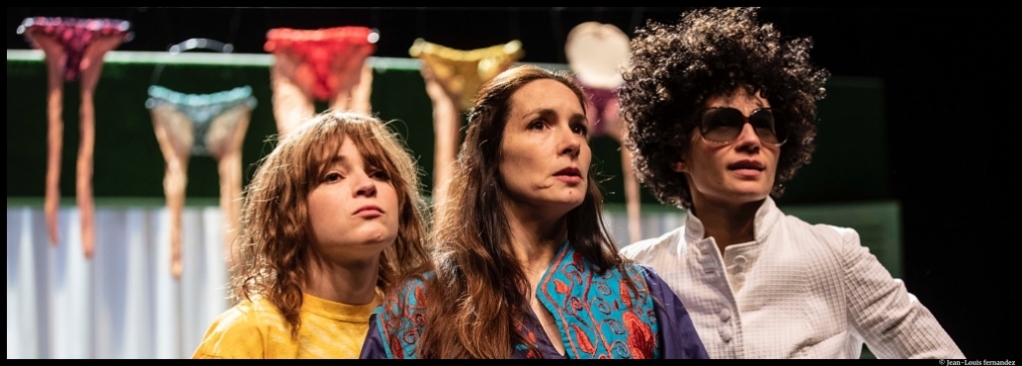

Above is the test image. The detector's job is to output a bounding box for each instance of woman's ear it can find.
[671,158,689,174]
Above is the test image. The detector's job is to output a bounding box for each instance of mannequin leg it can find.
[217,151,244,271]
[38,38,67,246]
[270,53,315,138]
[74,33,126,258]
[76,84,96,259]
[327,81,354,113]
[331,62,374,114]
[604,99,642,243]
[349,63,374,114]
[427,83,460,204]
[621,147,642,243]
[150,106,192,278]
[330,45,374,114]
[207,107,251,271]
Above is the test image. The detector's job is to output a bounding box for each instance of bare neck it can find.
[301,252,380,306]
[505,203,569,283]
[691,198,764,255]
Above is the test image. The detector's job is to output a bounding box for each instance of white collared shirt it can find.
[620,197,963,359]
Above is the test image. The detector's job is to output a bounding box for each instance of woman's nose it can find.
[353,171,377,197]
[559,126,582,157]
[734,122,763,152]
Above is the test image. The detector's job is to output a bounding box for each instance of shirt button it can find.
[719,327,733,342]
[734,255,747,264]
[719,308,731,322]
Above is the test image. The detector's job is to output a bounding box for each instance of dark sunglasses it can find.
[697,107,787,146]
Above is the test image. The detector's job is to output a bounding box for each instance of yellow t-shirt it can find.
[192,291,381,359]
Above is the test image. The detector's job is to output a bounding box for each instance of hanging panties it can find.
[409,39,525,111]
[575,78,619,138]
[17,17,132,82]
[264,26,377,101]
[145,85,257,156]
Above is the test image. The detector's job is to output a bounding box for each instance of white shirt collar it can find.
[683,196,783,245]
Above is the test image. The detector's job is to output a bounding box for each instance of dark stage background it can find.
[7,7,1014,358]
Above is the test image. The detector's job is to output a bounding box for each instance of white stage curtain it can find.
[6,205,682,359]
[7,206,230,359]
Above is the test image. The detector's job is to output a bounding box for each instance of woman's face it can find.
[498,79,592,215]
[307,136,400,264]
[673,87,781,208]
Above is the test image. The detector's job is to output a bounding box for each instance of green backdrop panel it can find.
[7,50,889,204]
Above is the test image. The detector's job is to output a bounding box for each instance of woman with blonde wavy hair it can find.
[361,65,707,359]
[192,111,430,358]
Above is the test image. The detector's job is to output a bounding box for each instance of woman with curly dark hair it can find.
[360,65,708,359]
[618,8,963,359]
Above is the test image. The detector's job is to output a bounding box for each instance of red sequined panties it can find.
[264,26,376,101]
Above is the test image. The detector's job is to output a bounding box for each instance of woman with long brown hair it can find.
[361,65,708,359]
[192,111,429,358]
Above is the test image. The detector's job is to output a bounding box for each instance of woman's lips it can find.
[554,167,583,183]
[727,160,765,171]
[728,160,765,178]
[354,205,384,216]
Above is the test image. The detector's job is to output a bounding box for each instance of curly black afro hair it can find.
[619,7,829,209]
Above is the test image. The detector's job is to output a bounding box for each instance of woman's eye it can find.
[528,120,545,130]
[323,172,343,183]
[572,123,589,136]
[370,169,391,181]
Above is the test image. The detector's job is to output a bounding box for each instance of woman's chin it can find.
[702,188,771,208]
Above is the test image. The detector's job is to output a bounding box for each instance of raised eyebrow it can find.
[520,108,587,122]
[570,112,588,124]
[518,108,555,120]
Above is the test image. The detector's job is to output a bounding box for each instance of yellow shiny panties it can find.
[409,39,525,110]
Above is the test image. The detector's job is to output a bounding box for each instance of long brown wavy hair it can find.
[414,65,633,358]
[231,111,429,338]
